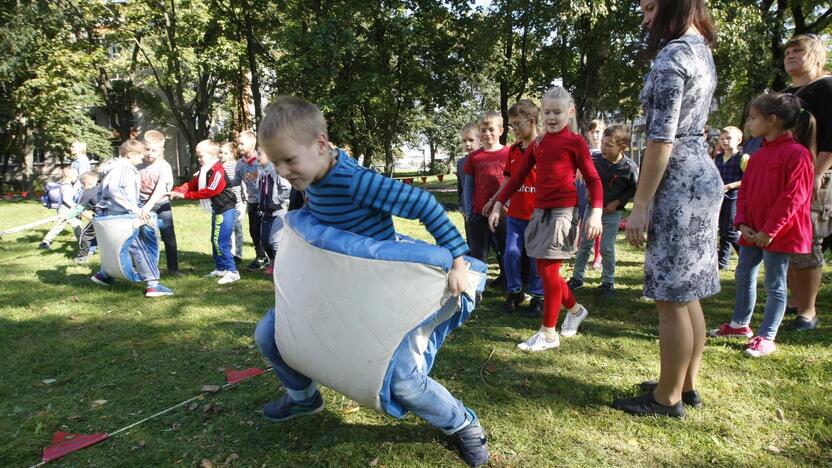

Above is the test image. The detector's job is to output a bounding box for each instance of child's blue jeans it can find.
[504,216,542,295]
[211,207,237,272]
[254,308,472,435]
[731,246,790,341]
[572,210,622,285]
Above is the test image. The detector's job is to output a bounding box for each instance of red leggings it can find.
[537,259,577,328]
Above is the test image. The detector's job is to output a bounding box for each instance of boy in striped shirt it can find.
[252,96,489,467]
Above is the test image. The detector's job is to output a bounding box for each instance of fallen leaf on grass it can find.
[42,379,57,385]
[91,399,107,407]
[71,295,79,302]
[68,315,78,321]
[201,459,214,468]
[203,402,223,414]
[201,385,222,393]
[171,422,181,431]
[767,445,780,454]
[484,364,497,374]
[368,457,378,466]
[775,408,785,421]
[67,415,81,421]
[188,402,199,411]
[217,367,226,373]
[222,453,239,466]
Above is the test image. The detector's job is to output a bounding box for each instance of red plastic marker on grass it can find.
[42,432,109,464]
[225,367,266,384]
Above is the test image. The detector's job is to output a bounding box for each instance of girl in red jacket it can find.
[488,87,603,352]
[710,93,816,357]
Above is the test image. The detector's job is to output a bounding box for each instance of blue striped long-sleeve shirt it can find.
[305,150,469,258]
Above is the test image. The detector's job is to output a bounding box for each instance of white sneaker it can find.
[217,270,240,285]
[205,270,224,278]
[517,332,560,352]
[560,305,588,337]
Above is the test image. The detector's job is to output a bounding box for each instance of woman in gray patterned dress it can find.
[613,0,722,418]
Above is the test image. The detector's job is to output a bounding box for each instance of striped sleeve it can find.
[350,169,469,257]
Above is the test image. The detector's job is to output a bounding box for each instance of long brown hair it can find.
[645,0,716,56]
[751,92,817,157]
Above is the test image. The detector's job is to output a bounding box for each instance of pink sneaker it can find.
[744,336,776,358]
[265,265,274,275]
[708,322,753,338]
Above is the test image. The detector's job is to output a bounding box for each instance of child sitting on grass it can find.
[252,96,488,467]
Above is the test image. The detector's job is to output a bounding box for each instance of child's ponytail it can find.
[791,103,817,159]
[750,92,817,157]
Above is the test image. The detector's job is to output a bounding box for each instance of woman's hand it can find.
[625,203,649,248]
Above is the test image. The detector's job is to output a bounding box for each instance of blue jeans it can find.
[504,216,542,295]
[254,308,472,434]
[731,246,790,341]
[152,203,179,271]
[572,210,622,285]
[718,197,740,268]
[211,207,237,272]
[260,214,285,263]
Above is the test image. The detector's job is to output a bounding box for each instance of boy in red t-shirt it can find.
[464,111,510,289]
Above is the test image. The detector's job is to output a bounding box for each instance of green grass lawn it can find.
[0,200,830,467]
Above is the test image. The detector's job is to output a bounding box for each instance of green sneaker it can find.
[262,393,325,422]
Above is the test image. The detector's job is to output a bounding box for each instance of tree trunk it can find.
[19,127,35,196]
[428,135,437,172]
[383,130,394,177]
[242,2,263,127]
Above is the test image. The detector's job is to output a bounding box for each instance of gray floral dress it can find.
[640,35,722,302]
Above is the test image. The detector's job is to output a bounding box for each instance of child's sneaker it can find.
[90,272,114,286]
[38,241,50,250]
[743,336,776,358]
[599,283,615,297]
[145,284,174,298]
[560,305,588,337]
[453,417,489,467]
[74,255,90,264]
[708,322,753,338]
[521,296,543,318]
[262,393,325,422]
[217,270,240,285]
[566,277,583,290]
[503,290,526,313]
[246,257,268,271]
[204,270,224,278]
[264,264,274,275]
[517,332,559,352]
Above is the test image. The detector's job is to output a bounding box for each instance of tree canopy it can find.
[1,0,830,186]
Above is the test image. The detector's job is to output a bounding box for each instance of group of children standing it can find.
[40,129,292,296]
[458,88,640,353]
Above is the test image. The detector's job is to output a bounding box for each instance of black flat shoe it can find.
[790,315,818,331]
[612,392,684,418]
[638,381,702,408]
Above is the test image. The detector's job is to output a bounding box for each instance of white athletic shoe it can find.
[517,332,560,352]
[205,270,224,278]
[560,305,588,337]
[217,270,240,285]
